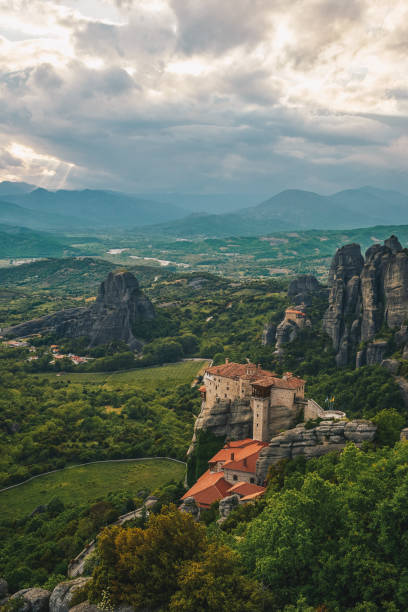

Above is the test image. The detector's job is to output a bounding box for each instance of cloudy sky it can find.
[1,0,408,197]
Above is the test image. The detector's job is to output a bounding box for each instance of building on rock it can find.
[195,360,312,444]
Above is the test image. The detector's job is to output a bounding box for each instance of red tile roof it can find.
[227,482,266,497]
[181,470,231,508]
[221,441,268,473]
[240,490,266,501]
[205,361,304,389]
[252,375,305,390]
[286,309,305,316]
[206,362,275,381]
[209,439,255,464]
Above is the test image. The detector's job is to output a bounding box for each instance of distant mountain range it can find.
[145,186,408,237]
[0,184,186,231]
[0,182,408,236]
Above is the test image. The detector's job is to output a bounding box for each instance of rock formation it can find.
[261,322,276,346]
[266,274,324,351]
[193,398,254,441]
[275,317,301,353]
[288,274,325,306]
[9,588,51,612]
[3,271,154,350]
[217,494,240,524]
[323,236,408,366]
[49,578,91,612]
[179,496,200,521]
[0,578,8,602]
[256,419,376,483]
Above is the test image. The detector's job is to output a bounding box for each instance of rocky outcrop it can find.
[261,322,276,346]
[0,579,8,601]
[10,588,51,612]
[256,419,376,483]
[217,494,239,524]
[179,496,200,521]
[275,318,299,353]
[380,358,400,375]
[192,398,253,441]
[49,578,91,612]
[288,274,324,306]
[322,243,364,366]
[4,271,154,350]
[191,396,301,448]
[323,236,408,366]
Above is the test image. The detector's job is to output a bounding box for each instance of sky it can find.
[0,0,408,197]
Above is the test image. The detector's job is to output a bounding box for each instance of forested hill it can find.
[0,225,78,258]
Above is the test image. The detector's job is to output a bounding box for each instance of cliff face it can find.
[189,397,299,453]
[256,419,376,483]
[323,236,408,366]
[322,244,364,366]
[4,270,154,349]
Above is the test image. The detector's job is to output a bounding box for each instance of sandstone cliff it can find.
[3,270,154,350]
[256,419,376,483]
[323,236,408,366]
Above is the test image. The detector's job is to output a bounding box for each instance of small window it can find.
[233,475,238,481]
[250,477,255,484]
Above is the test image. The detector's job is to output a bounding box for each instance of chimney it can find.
[225,358,229,364]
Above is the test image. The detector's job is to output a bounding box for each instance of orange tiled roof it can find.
[286,308,305,316]
[252,375,305,390]
[181,470,231,508]
[227,482,266,497]
[240,490,266,501]
[206,362,275,381]
[222,441,268,473]
[209,439,255,464]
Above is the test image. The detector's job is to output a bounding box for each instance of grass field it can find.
[0,459,185,521]
[32,360,210,391]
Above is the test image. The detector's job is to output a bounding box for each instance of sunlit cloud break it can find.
[0,0,408,194]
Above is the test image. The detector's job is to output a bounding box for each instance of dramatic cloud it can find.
[0,0,408,196]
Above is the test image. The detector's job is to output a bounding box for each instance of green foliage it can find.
[307,365,405,419]
[0,468,185,592]
[89,505,270,611]
[373,409,406,447]
[241,442,408,610]
[0,364,198,489]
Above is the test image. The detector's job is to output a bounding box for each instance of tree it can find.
[89,505,207,609]
[169,543,272,611]
[373,408,405,447]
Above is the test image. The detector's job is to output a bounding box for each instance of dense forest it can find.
[1,256,408,610]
